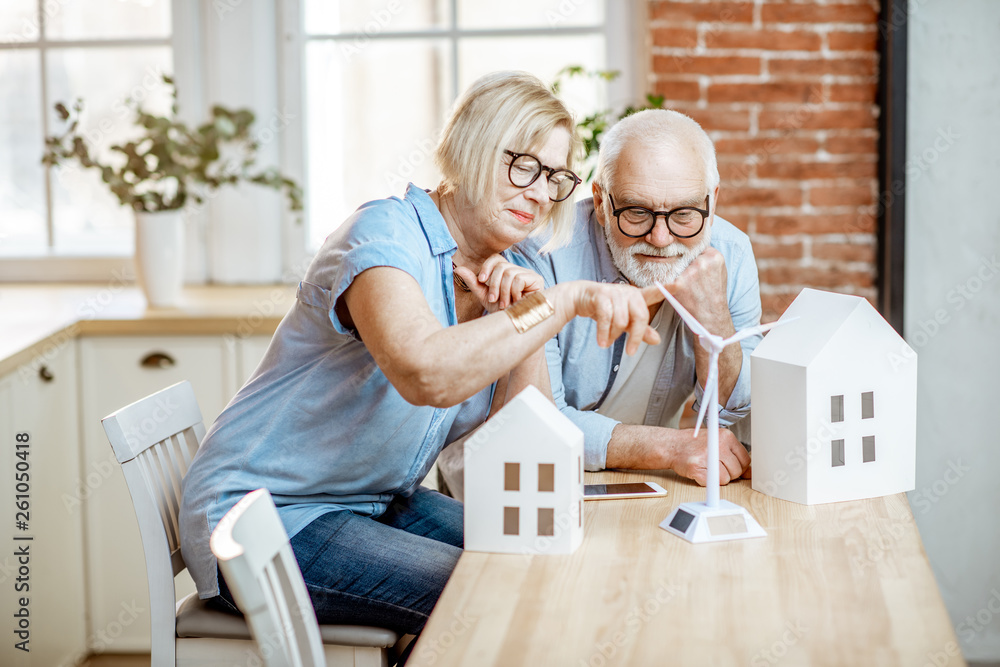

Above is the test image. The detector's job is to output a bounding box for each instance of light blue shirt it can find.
[514,198,762,470]
[180,184,493,598]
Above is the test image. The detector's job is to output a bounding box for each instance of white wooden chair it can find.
[102,381,399,667]
[211,489,327,667]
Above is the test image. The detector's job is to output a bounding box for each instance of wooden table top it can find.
[409,469,964,667]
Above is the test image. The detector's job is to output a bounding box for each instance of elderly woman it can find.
[179,71,661,638]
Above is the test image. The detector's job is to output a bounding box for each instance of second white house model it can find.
[464,385,585,555]
[751,288,917,505]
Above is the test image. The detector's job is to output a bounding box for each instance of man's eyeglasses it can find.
[504,150,582,202]
[607,192,710,239]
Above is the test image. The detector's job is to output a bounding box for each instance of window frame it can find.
[0,0,195,282]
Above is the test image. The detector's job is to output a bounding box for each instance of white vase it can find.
[135,210,185,307]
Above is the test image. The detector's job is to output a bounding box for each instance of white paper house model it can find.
[464,385,585,555]
[751,288,917,505]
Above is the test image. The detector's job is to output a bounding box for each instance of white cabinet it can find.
[0,343,88,667]
[78,336,240,653]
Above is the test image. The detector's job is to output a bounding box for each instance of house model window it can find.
[504,507,519,535]
[830,391,878,468]
[538,464,555,492]
[504,463,520,491]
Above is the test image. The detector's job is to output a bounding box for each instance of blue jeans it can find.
[216,486,464,638]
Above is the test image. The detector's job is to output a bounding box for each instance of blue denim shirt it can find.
[514,198,762,470]
[180,184,493,598]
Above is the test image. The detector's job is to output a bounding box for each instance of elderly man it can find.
[438,108,761,496]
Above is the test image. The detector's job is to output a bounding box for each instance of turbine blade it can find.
[653,281,713,339]
[721,316,800,347]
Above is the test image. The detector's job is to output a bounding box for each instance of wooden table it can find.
[409,469,964,667]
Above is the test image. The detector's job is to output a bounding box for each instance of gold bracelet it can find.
[505,291,555,334]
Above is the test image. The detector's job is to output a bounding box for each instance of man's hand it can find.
[666,427,750,486]
[663,246,730,332]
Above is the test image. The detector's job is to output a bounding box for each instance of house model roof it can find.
[485,384,583,448]
[752,288,898,367]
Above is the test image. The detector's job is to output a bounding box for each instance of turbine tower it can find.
[654,281,792,543]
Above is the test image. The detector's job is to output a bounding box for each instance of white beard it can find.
[603,221,712,287]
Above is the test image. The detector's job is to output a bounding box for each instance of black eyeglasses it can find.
[607,192,711,239]
[504,150,582,202]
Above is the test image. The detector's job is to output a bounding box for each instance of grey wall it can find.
[906,1,1000,661]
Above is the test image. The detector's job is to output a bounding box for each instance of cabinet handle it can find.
[38,365,54,383]
[140,352,176,369]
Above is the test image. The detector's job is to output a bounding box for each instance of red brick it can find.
[652,27,699,48]
[829,82,878,102]
[756,212,876,235]
[722,210,753,232]
[767,55,877,78]
[650,78,702,102]
[811,242,877,263]
[709,81,819,103]
[760,292,799,322]
[758,108,877,131]
[653,55,761,76]
[704,28,822,51]
[756,160,877,180]
[719,159,755,182]
[715,135,822,156]
[672,106,752,131]
[758,265,875,289]
[650,1,754,23]
[825,133,878,154]
[828,30,878,51]
[761,3,878,24]
[752,240,805,259]
[724,186,803,208]
[810,184,875,207]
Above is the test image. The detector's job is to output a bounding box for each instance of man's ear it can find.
[709,184,721,223]
[592,181,607,228]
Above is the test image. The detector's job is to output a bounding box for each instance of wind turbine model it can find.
[653,281,791,543]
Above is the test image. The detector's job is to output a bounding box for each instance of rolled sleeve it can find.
[329,241,426,336]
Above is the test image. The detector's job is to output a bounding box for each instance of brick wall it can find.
[647,0,881,321]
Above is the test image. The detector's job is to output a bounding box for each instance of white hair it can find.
[594,108,719,194]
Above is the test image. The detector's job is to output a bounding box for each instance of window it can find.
[830,395,844,423]
[299,0,627,249]
[503,506,519,535]
[862,435,876,463]
[504,462,520,491]
[538,463,554,492]
[861,391,874,419]
[0,1,174,258]
[538,508,554,537]
[832,439,845,467]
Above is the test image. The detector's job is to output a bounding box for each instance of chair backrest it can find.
[211,489,326,667]
[102,380,205,665]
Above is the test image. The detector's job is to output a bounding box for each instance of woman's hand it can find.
[561,281,665,356]
[454,255,545,314]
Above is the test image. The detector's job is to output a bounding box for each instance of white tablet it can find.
[583,481,668,501]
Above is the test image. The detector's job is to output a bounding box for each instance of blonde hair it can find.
[435,71,580,252]
[595,108,719,194]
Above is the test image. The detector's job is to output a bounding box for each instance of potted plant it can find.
[42,74,303,307]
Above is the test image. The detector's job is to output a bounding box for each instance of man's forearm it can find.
[604,423,674,469]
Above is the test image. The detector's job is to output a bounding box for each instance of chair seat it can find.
[175,592,399,648]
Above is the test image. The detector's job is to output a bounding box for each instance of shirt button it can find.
[613,365,620,372]
[601,279,607,283]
